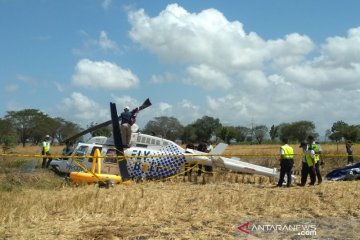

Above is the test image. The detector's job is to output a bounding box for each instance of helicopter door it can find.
[102,148,119,175]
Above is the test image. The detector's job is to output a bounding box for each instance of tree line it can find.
[0,109,82,148]
[1,109,359,148]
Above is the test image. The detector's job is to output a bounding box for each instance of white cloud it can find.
[185,64,232,90]
[283,63,360,90]
[101,0,111,9]
[72,30,120,55]
[207,95,248,116]
[72,59,139,90]
[125,5,360,135]
[128,4,315,74]
[59,92,108,122]
[159,102,172,112]
[240,70,270,90]
[319,27,360,67]
[16,74,36,84]
[140,100,202,126]
[126,4,319,93]
[5,84,18,93]
[179,99,199,111]
[98,31,119,51]
[267,33,315,69]
[128,4,260,70]
[151,72,177,83]
[111,95,140,110]
[279,27,360,91]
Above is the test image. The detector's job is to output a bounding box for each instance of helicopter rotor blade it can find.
[61,120,112,144]
[61,98,152,144]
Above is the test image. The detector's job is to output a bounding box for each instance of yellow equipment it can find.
[70,148,122,184]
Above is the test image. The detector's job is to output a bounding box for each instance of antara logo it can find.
[237,222,251,235]
[237,221,317,237]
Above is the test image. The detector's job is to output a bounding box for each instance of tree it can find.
[143,116,184,141]
[191,116,222,142]
[278,121,317,142]
[3,109,82,146]
[278,123,292,141]
[218,126,238,144]
[328,121,360,143]
[0,118,14,144]
[234,126,250,142]
[52,118,82,143]
[88,121,112,138]
[31,115,59,144]
[182,125,197,143]
[1,135,16,153]
[254,125,268,144]
[343,125,360,142]
[328,121,348,142]
[269,125,279,141]
[4,109,51,147]
[290,121,317,142]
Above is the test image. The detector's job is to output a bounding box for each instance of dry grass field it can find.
[0,143,359,239]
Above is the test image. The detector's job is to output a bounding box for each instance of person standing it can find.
[277,138,294,187]
[305,136,317,185]
[62,141,73,160]
[308,136,322,184]
[314,141,323,184]
[119,106,134,148]
[41,135,52,168]
[299,141,309,186]
[346,141,354,165]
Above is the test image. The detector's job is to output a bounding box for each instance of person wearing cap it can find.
[41,135,52,168]
[119,106,133,148]
[305,135,318,185]
[299,141,310,186]
[277,138,294,187]
[345,140,354,165]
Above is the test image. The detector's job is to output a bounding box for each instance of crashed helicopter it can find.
[50,98,281,183]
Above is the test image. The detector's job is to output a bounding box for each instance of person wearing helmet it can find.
[119,106,133,148]
[41,135,52,168]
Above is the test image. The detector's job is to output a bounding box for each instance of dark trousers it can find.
[315,161,322,184]
[277,159,294,187]
[308,166,316,185]
[204,165,213,174]
[41,151,52,168]
[300,161,309,186]
[184,163,196,176]
[197,165,213,176]
[300,162,316,186]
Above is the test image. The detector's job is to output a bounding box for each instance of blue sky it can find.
[1,0,360,138]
